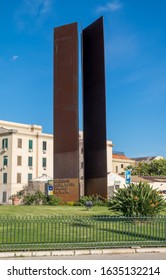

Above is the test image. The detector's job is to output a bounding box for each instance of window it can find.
[116,166,118,173]
[42,157,47,168]
[3,156,8,167]
[42,141,47,151]
[3,192,7,203]
[81,147,83,154]
[17,156,22,166]
[17,173,21,183]
[18,138,22,148]
[28,157,33,167]
[81,162,84,169]
[28,140,33,150]
[28,173,32,181]
[3,173,7,184]
[121,164,124,168]
[2,138,8,149]
[114,185,120,191]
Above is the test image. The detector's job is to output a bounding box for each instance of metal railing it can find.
[0,215,166,251]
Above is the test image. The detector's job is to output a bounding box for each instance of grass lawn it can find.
[0,205,116,217]
[0,208,166,251]
[0,205,166,217]
[0,206,166,251]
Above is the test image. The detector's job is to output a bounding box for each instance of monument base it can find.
[50,178,79,202]
[85,177,107,198]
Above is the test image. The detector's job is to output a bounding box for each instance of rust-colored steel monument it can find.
[53,17,107,201]
[82,17,107,198]
[53,22,79,201]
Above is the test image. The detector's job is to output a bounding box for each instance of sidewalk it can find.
[1,247,166,259]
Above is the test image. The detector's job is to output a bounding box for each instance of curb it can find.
[0,247,166,258]
[136,247,166,253]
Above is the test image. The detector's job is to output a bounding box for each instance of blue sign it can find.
[125,170,131,184]
[48,185,53,195]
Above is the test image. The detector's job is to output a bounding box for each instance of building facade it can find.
[112,152,135,174]
[0,121,53,203]
[0,120,113,203]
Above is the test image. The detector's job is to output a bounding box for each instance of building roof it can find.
[140,176,166,183]
[0,127,17,135]
[132,156,163,162]
[121,175,148,183]
[0,120,42,133]
[121,175,166,183]
[0,127,9,133]
[131,176,149,183]
[113,154,134,161]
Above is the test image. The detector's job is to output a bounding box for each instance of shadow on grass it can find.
[69,216,166,242]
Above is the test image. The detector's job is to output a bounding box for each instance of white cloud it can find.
[25,0,52,17]
[96,0,123,14]
[11,55,19,61]
[14,0,54,31]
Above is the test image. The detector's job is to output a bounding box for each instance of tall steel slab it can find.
[82,17,107,197]
[53,22,79,201]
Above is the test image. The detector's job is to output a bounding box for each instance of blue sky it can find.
[0,0,166,158]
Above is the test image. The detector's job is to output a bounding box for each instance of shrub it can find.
[33,191,46,205]
[74,194,108,206]
[22,193,35,205]
[73,201,82,206]
[108,182,166,216]
[91,194,109,206]
[66,201,75,206]
[46,195,61,206]
[23,191,46,205]
[78,196,93,206]
[22,191,61,206]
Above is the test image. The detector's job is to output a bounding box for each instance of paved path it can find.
[2,252,166,260]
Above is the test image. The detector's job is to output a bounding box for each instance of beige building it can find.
[112,152,135,174]
[0,120,53,203]
[0,120,113,203]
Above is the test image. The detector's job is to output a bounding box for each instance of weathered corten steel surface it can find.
[82,17,107,198]
[53,22,79,201]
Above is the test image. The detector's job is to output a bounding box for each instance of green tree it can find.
[126,159,166,176]
[108,182,166,216]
